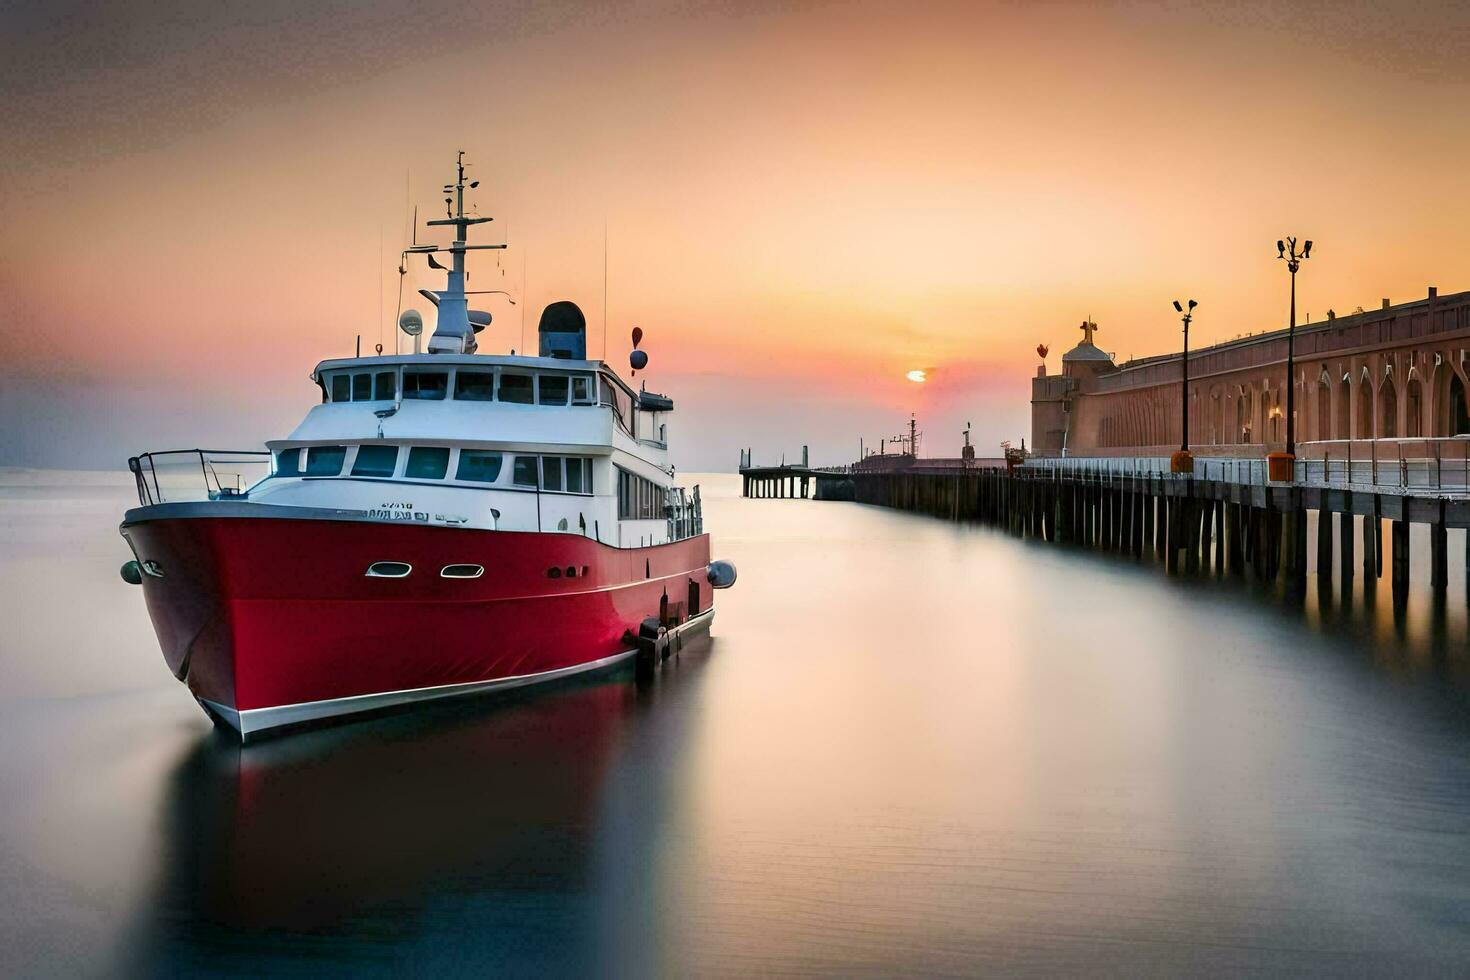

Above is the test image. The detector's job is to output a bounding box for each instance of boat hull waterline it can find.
[121,510,715,739]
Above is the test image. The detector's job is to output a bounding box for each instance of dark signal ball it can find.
[630,326,647,372]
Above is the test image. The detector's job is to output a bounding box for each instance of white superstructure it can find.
[248,352,688,545]
[225,151,697,547]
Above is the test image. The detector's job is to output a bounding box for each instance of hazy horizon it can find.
[4,0,1469,471]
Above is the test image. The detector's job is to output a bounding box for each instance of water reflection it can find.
[124,661,710,975]
[7,472,1470,975]
[1051,508,1470,688]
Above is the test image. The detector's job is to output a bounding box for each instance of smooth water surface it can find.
[2,470,1470,976]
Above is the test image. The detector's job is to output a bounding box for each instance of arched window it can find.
[1336,374,1351,439]
[1378,376,1397,438]
[1452,374,1470,436]
[1316,378,1331,440]
[1357,380,1373,438]
[1406,377,1423,438]
[1237,390,1252,444]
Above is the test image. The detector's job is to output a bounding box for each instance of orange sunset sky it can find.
[3,0,1469,470]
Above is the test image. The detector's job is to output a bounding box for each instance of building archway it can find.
[1453,373,1470,436]
[1237,389,1252,444]
[1316,377,1331,440]
[1336,373,1351,439]
[1377,376,1397,438]
[1357,379,1373,438]
[1405,377,1423,438]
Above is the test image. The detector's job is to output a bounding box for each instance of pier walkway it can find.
[844,439,1470,601]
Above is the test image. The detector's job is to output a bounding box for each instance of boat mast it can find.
[423,151,504,354]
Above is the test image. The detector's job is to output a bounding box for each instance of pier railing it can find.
[1024,437,1470,494]
[128,450,273,507]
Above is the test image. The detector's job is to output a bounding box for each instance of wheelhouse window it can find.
[571,375,595,405]
[403,371,448,400]
[542,456,593,494]
[456,450,503,483]
[274,449,301,476]
[512,456,539,487]
[305,446,346,476]
[542,455,565,491]
[603,380,633,434]
[538,375,569,406]
[405,446,450,480]
[617,465,663,519]
[327,370,396,402]
[499,373,534,404]
[351,445,398,477]
[455,371,495,401]
[565,457,591,493]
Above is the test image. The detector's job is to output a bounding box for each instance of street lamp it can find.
[1273,237,1311,479]
[1170,300,1197,473]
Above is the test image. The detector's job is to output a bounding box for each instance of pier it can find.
[842,452,1470,601]
[770,284,1470,603]
[738,447,853,500]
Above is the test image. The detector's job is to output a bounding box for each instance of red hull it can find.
[120,516,713,736]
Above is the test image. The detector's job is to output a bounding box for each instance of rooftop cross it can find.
[1080,319,1098,345]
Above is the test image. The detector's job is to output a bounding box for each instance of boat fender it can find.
[634,616,666,678]
[706,560,737,589]
[120,560,142,585]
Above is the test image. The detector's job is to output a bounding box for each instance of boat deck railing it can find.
[128,449,273,507]
[666,484,704,541]
[1022,437,1470,495]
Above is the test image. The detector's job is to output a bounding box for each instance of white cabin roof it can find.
[312,354,641,400]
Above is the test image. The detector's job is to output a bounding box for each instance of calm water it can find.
[3,469,1470,976]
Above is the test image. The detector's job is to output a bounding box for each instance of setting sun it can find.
[906,369,928,383]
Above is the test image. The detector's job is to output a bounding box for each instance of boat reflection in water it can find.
[126,654,711,975]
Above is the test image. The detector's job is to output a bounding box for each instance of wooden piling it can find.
[1391,519,1410,597]
[1316,508,1332,578]
[1184,497,1200,574]
[1226,503,1243,574]
[1132,488,1145,559]
[1430,517,1448,589]
[1153,492,1165,557]
[1363,513,1377,579]
[1199,499,1214,571]
[1285,508,1307,591]
[1165,497,1180,573]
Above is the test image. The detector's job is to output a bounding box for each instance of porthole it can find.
[564,565,577,577]
[547,567,562,578]
[366,561,412,578]
[441,564,484,579]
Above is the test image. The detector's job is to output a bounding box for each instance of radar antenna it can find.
[397,151,509,355]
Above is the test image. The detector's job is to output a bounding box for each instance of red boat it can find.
[119,153,735,740]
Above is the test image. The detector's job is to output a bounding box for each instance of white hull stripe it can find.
[202,608,715,739]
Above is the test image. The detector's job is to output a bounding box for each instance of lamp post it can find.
[1171,299,1197,473]
[1174,300,1197,451]
[1276,237,1311,456]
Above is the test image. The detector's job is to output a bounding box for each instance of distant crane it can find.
[888,413,921,457]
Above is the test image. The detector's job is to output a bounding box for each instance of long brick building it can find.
[1031,287,1470,458]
